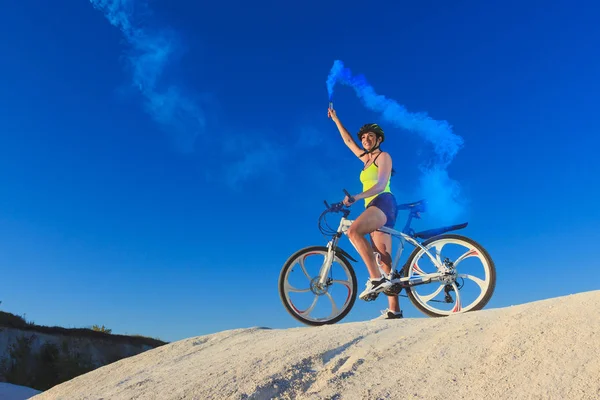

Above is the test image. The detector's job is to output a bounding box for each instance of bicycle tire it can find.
[403,234,496,317]
[278,245,358,326]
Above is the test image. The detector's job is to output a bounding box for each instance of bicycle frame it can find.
[317,209,447,288]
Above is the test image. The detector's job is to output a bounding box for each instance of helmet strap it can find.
[358,143,381,158]
[358,136,383,157]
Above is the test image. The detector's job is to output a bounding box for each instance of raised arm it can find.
[328,107,367,160]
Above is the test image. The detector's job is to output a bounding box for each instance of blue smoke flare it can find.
[89,0,205,152]
[327,60,466,223]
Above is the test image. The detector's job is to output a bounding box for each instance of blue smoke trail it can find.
[327,60,466,223]
[89,0,205,152]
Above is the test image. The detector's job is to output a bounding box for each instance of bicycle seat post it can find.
[402,212,415,235]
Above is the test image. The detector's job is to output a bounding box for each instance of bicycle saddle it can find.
[397,199,427,212]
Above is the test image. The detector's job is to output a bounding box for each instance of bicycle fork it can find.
[316,236,340,288]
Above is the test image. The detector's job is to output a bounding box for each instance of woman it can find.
[327,106,403,319]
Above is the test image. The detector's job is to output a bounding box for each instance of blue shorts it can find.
[367,192,398,228]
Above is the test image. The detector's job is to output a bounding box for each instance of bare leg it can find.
[371,231,400,312]
[346,206,387,279]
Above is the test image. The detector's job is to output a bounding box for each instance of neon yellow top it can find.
[359,155,392,207]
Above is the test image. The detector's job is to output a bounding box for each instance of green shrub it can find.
[91,324,112,334]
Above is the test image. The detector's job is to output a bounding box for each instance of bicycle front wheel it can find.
[404,234,496,317]
[278,246,357,326]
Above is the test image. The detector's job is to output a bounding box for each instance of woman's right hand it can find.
[327,107,339,122]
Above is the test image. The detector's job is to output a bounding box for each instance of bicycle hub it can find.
[310,277,329,295]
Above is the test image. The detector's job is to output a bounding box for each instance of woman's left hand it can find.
[343,195,356,206]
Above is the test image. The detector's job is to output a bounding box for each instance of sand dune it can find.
[31,290,600,399]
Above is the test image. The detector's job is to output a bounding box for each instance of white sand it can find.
[31,290,600,399]
[0,382,41,400]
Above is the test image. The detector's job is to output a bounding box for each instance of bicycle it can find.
[278,189,496,326]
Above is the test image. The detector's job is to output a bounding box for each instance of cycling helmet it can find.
[356,123,385,157]
[357,123,385,143]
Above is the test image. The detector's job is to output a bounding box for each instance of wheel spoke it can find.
[412,261,426,275]
[324,292,340,317]
[299,295,319,317]
[434,242,445,270]
[453,248,479,268]
[451,282,462,313]
[457,273,486,290]
[331,279,352,289]
[284,281,311,293]
[298,255,312,281]
[418,283,445,303]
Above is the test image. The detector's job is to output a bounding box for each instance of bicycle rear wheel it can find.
[404,234,496,317]
[278,246,357,326]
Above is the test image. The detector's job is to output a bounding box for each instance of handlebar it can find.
[323,189,354,215]
[319,189,354,236]
[343,189,355,204]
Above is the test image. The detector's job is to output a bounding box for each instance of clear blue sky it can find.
[1,0,598,343]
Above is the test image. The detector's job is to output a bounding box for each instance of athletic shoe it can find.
[382,308,403,319]
[358,276,392,301]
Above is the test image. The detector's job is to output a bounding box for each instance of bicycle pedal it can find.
[383,284,403,296]
[362,293,379,302]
